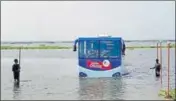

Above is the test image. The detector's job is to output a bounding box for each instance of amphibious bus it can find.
[73,35,127,77]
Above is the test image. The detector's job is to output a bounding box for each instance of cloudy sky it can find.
[1,1,175,41]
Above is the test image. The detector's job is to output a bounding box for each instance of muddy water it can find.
[1,48,175,100]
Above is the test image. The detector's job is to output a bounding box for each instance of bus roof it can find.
[78,37,122,41]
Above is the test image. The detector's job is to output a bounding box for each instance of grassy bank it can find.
[1,46,71,50]
[1,44,175,50]
[159,88,176,100]
[127,45,175,50]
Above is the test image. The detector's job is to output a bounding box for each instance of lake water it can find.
[1,47,175,100]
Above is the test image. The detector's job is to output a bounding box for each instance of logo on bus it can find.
[103,60,110,67]
[87,60,111,70]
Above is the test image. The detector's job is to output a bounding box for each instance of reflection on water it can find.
[78,78,124,100]
[13,82,21,100]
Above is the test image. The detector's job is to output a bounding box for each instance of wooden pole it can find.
[19,47,21,66]
[157,43,159,59]
[160,42,162,88]
[167,43,170,98]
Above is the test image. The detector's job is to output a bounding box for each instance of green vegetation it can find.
[1,45,71,50]
[159,88,176,100]
[1,44,175,50]
[127,44,175,49]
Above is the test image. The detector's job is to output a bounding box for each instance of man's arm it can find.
[150,67,155,69]
[17,64,21,72]
[150,63,158,69]
[19,64,21,69]
[150,64,156,69]
[12,65,14,72]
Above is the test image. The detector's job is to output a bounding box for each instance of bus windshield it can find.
[79,40,121,59]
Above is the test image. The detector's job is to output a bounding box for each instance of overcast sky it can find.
[1,1,175,41]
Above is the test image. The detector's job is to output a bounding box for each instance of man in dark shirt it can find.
[122,40,126,55]
[12,59,20,82]
[150,59,161,77]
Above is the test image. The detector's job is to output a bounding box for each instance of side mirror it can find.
[73,45,77,51]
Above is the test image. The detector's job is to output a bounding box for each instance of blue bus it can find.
[73,36,127,78]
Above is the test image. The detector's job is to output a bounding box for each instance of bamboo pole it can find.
[19,47,21,66]
[157,43,159,59]
[166,43,171,98]
[160,42,162,88]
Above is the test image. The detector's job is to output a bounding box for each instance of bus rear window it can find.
[79,40,121,59]
[79,40,99,58]
[100,40,120,58]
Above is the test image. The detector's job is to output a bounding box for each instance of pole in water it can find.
[157,42,159,59]
[160,42,162,88]
[19,47,21,66]
[166,43,171,98]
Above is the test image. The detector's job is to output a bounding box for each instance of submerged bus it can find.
[73,36,127,78]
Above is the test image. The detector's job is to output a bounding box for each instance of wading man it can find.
[150,59,161,77]
[12,59,20,82]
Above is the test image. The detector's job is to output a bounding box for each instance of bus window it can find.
[86,40,99,58]
[79,40,86,58]
[79,40,99,58]
[100,40,120,58]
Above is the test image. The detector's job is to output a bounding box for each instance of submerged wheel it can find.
[112,72,121,77]
[79,72,87,77]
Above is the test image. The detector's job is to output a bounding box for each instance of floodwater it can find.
[1,48,175,100]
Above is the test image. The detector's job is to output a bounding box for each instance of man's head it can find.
[14,59,18,64]
[156,59,159,63]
